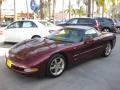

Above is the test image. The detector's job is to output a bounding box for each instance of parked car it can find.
[57,18,101,30]
[0,22,9,43]
[95,17,117,33]
[3,20,61,42]
[0,22,9,27]
[6,26,116,78]
[39,20,62,33]
[0,29,5,43]
[112,18,120,31]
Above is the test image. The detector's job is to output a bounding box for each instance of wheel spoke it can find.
[105,43,111,55]
[58,58,63,65]
[50,64,56,70]
[55,67,59,74]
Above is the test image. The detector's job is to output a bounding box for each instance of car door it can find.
[65,29,94,62]
[5,21,22,42]
[84,29,104,57]
[71,29,103,62]
[18,21,38,41]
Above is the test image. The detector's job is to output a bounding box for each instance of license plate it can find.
[6,59,13,68]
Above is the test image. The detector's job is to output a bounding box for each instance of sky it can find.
[2,0,83,13]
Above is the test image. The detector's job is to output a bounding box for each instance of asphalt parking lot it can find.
[0,34,120,90]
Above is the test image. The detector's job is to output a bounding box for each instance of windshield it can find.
[47,28,84,43]
[39,21,54,27]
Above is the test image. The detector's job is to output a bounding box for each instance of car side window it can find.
[22,21,37,28]
[78,19,91,24]
[31,21,37,27]
[7,21,22,29]
[83,29,99,40]
[96,18,104,23]
[68,19,78,24]
[22,21,32,28]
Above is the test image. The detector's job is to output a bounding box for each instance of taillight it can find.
[49,30,55,33]
[94,24,101,30]
[112,24,117,33]
[94,21,101,30]
[112,24,115,27]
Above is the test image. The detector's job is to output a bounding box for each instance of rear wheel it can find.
[103,28,110,32]
[47,54,66,78]
[31,35,41,39]
[102,42,112,57]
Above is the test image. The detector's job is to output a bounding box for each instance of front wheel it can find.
[31,35,41,39]
[102,42,112,57]
[47,54,66,78]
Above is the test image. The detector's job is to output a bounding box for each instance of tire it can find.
[103,28,110,32]
[47,54,66,78]
[102,42,112,57]
[31,35,41,39]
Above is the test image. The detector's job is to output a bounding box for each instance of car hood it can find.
[9,38,72,62]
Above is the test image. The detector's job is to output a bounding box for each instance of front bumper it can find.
[6,58,41,76]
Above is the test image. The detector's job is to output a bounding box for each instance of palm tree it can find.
[75,6,86,16]
[76,0,85,17]
[64,5,76,18]
[44,0,49,18]
[96,0,105,17]
[48,0,51,20]
[52,0,56,23]
[0,0,4,21]
[108,0,118,17]
[83,0,92,17]
[40,0,44,19]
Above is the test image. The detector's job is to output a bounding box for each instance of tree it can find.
[75,6,86,16]
[40,0,44,19]
[96,0,105,17]
[108,0,118,17]
[48,0,51,20]
[83,0,92,17]
[76,0,85,17]
[64,5,76,18]
[52,0,56,23]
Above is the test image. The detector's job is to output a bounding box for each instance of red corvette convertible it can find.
[6,26,116,78]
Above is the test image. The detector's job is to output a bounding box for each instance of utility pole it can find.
[52,0,55,24]
[26,0,29,19]
[48,0,51,20]
[0,1,2,21]
[69,0,71,20]
[87,0,91,17]
[92,0,94,17]
[62,0,64,22]
[14,0,16,21]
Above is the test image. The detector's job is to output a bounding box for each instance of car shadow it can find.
[66,55,104,72]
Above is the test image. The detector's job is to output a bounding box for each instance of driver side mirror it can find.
[84,35,93,44]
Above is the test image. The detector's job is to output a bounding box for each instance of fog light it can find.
[24,68,39,72]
